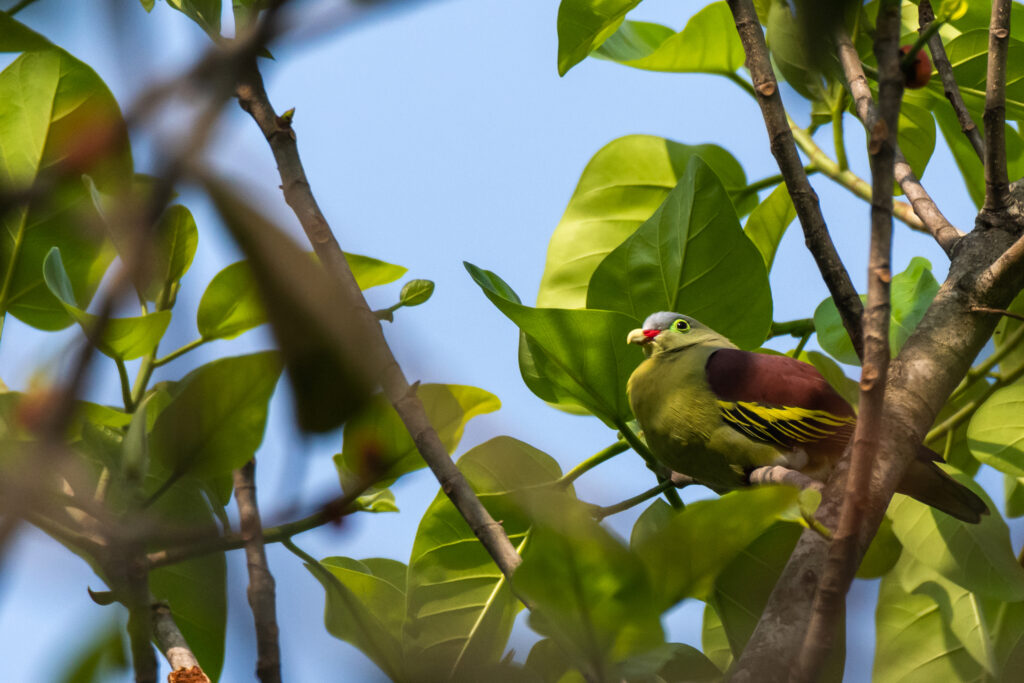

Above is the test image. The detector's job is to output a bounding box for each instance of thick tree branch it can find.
[233,460,281,683]
[984,0,1013,212]
[233,64,522,578]
[727,0,864,360]
[835,29,964,255]
[919,1,984,160]
[794,4,900,679]
[153,602,211,683]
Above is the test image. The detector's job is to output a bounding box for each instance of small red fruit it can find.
[899,45,932,89]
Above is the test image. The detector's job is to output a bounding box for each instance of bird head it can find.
[627,312,729,357]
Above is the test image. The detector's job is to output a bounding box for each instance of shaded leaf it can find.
[1006,475,1024,518]
[744,183,795,271]
[586,155,773,350]
[701,603,733,674]
[897,100,936,182]
[765,0,825,100]
[993,290,1024,379]
[595,3,743,75]
[555,0,642,75]
[856,512,901,579]
[967,383,1024,477]
[0,11,53,52]
[145,204,198,302]
[537,135,753,310]
[167,0,222,37]
[42,248,170,360]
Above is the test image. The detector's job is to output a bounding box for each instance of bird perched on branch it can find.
[626,312,988,523]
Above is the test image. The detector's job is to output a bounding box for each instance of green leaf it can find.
[350,488,399,514]
[140,0,156,11]
[925,377,989,477]
[797,350,860,408]
[744,183,796,271]
[334,383,500,493]
[856,513,901,579]
[873,553,987,683]
[967,384,1024,477]
[537,135,754,310]
[59,617,129,683]
[148,351,283,479]
[147,483,226,680]
[993,290,1024,378]
[513,490,665,677]
[145,205,198,302]
[347,252,407,290]
[166,0,222,37]
[1006,475,1024,518]
[406,436,560,679]
[517,331,592,415]
[308,555,406,680]
[555,0,642,76]
[197,260,265,340]
[629,498,674,550]
[467,263,637,425]
[944,30,1024,119]
[399,279,434,307]
[42,249,171,360]
[586,156,773,350]
[897,100,936,182]
[633,486,800,605]
[888,482,1024,602]
[813,257,939,365]
[0,49,131,330]
[701,603,733,674]
[0,12,53,52]
[765,0,825,101]
[594,2,744,75]
[645,642,723,682]
[525,639,573,683]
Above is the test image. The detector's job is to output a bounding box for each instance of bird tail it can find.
[896,447,989,524]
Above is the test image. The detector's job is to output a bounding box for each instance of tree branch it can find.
[233,460,281,683]
[794,3,900,679]
[984,0,1013,212]
[233,64,522,579]
[920,0,984,160]
[835,28,964,255]
[727,0,864,360]
[153,602,211,683]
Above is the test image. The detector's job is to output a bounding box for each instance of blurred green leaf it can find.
[467,263,637,425]
[888,482,1024,601]
[149,351,283,479]
[633,486,800,605]
[943,29,1024,119]
[897,100,936,182]
[595,2,743,75]
[555,0,642,75]
[814,257,939,365]
[166,0,222,37]
[334,383,500,494]
[537,135,754,310]
[406,436,561,679]
[744,183,795,271]
[525,639,573,683]
[701,603,733,674]
[968,384,1024,477]
[1006,475,1024,518]
[586,156,773,350]
[630,498,674,550]
[926,378,988,477]
[514,490,665,678]
[0,11,53,51]
[350,488,399,514]
[59,616,128,683]
[0,48,131,330]
[42,248,171,360]
[145,205,198,302]
[197,260,265,340]
[641,642,722,682]
[873,553,986,682]
[765,0,825,101]
[993,290,1024,378]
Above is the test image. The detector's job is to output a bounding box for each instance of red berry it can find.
[899,45,932,89]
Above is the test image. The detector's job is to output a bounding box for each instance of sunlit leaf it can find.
[537,135,754,310]
[42,248,170,360]
[701,603,733,674]
[197,260,265,340]
[744,183,795,271]
[555,0,642,76]
[586,155,773,350]
[166,0,222,37]
[992,290,1024,378]
[145,205,198,301]
[967,384,1024,477]
[1006,475,1024,518]
[897,100,936,181]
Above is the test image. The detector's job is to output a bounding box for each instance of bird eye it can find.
[673,319,690,332]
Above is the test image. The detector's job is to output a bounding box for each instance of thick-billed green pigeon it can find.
[626,311,988,523]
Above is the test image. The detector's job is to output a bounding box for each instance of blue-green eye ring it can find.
[673,319,690,332]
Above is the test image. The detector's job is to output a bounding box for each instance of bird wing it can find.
[705,349,856,451]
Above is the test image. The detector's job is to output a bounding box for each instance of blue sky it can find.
[0,0,1007,680]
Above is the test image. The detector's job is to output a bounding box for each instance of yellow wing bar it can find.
[718,400,856,449]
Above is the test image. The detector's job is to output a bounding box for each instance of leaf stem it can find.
[116,358,134,411]
[153,338,207,367]
[726,71,758,99]
[951,321,1024,401]
[736,167,819,199]
[593,479,678,520]
[926,361,1024,442]
[792,331,812,358]
[769,318,815,339]
[832,98,848,172]
[614,420,684,509]
[558,440,629,486]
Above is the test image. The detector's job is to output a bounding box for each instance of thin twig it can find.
[835,28,964,255]
[152,602,211,683]
[558,440,629,486]
[748,465,823,491]
[727,0,865,361]
[234,63,523,580]
[983,0,1012,212]
[233,460,281,683]
[920,1,984,160]
[592,479,679,520]
[793,5,901,680]
[971,305,1024,322]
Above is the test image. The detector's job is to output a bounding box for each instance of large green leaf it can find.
[0,11,52,52]
[967,384,1024,477]
[993,291,1024,378]
[701,603,733,674]
[898,100,936,181]
[555,0,642,75]
[888,483,1024,602]
[42,248,171,360]
[148,483,227,681]
[813,257,939,365]
[334,383,500,503]
[632,486,800,606]
[744,183,795,271]
[537,135,753,310]
[513,490,665,678]
[765,0,825,101]
[0,49,131,330]
[874,553,986,683]
[467,263,637,425]
[144,205,198,302]
[586,156,773,350]
[943,29,1024,119]
[926,378,988,477]
[307,556,406,680]
[406,437,561,679]
[148,351,283,479]
[594,2,744,75]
